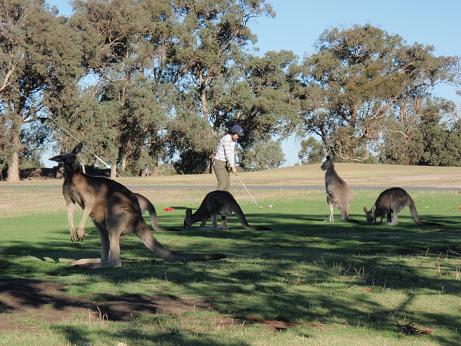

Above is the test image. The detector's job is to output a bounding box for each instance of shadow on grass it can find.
[1,212,460,345]
[51,325,250,346]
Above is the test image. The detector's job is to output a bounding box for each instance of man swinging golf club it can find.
[213,124,244,191]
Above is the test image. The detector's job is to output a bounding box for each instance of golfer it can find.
[213,124,244,191]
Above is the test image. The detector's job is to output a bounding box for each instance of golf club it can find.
[235,174,272,209]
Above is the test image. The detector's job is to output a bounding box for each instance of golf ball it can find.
[269,204,272,208]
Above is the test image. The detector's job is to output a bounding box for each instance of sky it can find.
[45,0,461,167]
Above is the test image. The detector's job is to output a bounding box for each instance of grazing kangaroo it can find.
[184,190,270,231]
[50,143,225,268]
[320,155,352,222]
[364,187,421,225]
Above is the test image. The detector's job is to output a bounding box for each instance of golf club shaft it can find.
[236,175,262,208]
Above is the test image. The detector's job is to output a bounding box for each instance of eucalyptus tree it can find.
[0,0,82,181]
[380,97,460,165]
[298,137,324,164]
[240,139,285,171]
[164,0,276,172]
[69,0,172,175]
[295,24,459,162]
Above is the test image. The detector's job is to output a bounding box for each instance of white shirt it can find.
[215,134,235,167]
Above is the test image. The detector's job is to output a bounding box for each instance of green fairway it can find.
[0,189,460,345]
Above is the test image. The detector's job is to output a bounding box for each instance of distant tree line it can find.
[1,0,460,181]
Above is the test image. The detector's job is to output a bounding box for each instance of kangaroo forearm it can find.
[78,204,93,230]
[66,203,75,230]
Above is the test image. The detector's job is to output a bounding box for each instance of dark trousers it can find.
[213,159,231,191]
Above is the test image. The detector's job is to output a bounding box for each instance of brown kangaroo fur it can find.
[364,187,421,225]
[134,193,164,232]
[320,155,352,222]
[50,143,225,268]
[184,191,270,231]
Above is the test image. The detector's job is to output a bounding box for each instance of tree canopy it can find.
[1,3,460,181]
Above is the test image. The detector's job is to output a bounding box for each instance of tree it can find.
[240,139,285,171]
[238,50,300,147]
[0,0,83,181]
[380,98,461,166]
[164,0,276,172]
[298,137,324,164]
[68,0,172,175]
[295,24,459,162]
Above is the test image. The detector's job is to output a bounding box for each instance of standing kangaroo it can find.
[184,190,270,231]
[50,143,225,268]
[364,187,421,225]
[135,192,164,232]
[320,155,352,222]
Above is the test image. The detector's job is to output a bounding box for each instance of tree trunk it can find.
[7,130,20,182]
[110,162,117,180]
[7,150,20,182]
[151,153,159,176]
[120,155,128,173]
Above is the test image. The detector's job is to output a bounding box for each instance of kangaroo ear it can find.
[72,143,83,155]
[363,207,368,213]
[49,154,64,162]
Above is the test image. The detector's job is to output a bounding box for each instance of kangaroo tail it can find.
[233,204,253,230]
[135,193,165,231]
[136,222,225,262]
[232,204,271,231]
[408,197,422,224]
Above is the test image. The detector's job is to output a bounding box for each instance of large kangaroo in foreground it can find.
[50,143,225,268]
[364,187,421,225]
[184,191,270,231]
[321,155,352,222]
[135,192,164,232]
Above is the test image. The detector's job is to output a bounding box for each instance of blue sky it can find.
[46,0,461,166]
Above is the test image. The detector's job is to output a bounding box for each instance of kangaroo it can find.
[184,190,270,231]
[50,143,225,268]
[135,192,164,232]
[64,190,163,243]
[320,155,352,222]
[364,187,421,225]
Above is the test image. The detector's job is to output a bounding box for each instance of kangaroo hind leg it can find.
[221,215,228,230]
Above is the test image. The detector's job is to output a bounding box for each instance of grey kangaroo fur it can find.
[184,190,270,231]
[321,155,352,222]
[364,187,421,225]
[50,143,225,268]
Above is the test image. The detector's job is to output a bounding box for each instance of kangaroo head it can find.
[49,143,83,173]
[183,208,193,229]
[320,155,332,171]
[363,206,374,224]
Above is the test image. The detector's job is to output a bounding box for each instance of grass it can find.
[0,170,460,345]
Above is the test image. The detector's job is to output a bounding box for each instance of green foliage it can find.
[2,4,460,176]
[173,149,211,174]
[298,136,324,164]
[167,112,217,174]
[238,51,300,147]
[380,98,461,166]
[240,138,285,171]
[296,24,459,163]
[0,0,83,180]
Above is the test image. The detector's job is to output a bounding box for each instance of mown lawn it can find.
[0,189,460,345]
